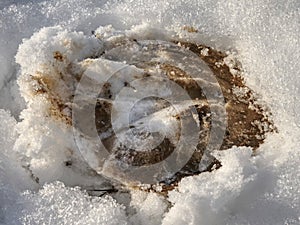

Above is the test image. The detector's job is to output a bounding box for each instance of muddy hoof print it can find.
[26,28,276,193]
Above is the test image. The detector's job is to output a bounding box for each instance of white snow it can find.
[20,181,128,225]
[0,0,299,225]
[129,191,168,225]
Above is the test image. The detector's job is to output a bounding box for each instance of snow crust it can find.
[0,0,299,225]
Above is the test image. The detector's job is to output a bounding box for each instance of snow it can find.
[164,145,300,225]
[0,0,299,225]
[129,191,168,225]
[20,181,128,225]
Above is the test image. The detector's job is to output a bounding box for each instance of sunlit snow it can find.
[0,0,299,225]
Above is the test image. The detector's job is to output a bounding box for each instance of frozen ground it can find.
[0,0,299,224]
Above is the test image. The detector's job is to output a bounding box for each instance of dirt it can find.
[29,35,276,193]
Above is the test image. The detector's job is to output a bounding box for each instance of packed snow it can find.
[0,0,299,225]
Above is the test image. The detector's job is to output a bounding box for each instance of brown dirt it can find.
[29,37,275,194]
